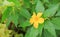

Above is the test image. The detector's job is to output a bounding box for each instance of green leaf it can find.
[8,0,20,7]
[38,24,44,37]
[20,20,30,28]
[12,14,18,27]
[6,12,18,27]
[25,24,44,37]
[6,8,18,27]
[12,8,19,27]
[25,27,38,37]
[43,4,59,18]
[44,20,56,37]
[49,0,60,4]
[31,5,35,13]
[18,14,26,24]
[20,7,31,19]
[56,30,60,36]
[35,0,44,12]
[6,14,12,27]
[23,0,30,8]
[2,7,12,22]
[42,29,54,37]
[56,5,60,16]
[51,17,60,30]
[15,34,23,37]
[56,11,60,16]
[42,0,49,3]
[31,0,37,4]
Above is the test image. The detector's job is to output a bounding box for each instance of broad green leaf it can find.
[23,0,30,8]
[2,6,12,22]
[44,20,57,37]
[42,29,54,37]
[18,13,28,27]
[31,0,37,13]
[12,8,19,27]
[6,8,18,27]
[56,30,60,36]
[38,24,44,37]
[12,14,18,27]
[43,4,59,18]
[20,20,30,28]
[31,5,35,13]
[56,5,60,16]
[8,0,20,7]
[25,24,44,37]
[45,4,57,8]
[49,0,60,4]
[15,34,23,37]
[20,7,31,19]
[6,14,12,27]
[25,27,38,37]
[35,0,44,12]
[51,17,60,30]
[6,12,18,27]
[31,0,37,4]
[42,0,49,3]
[18,14,26,24]
[56,11,60,16]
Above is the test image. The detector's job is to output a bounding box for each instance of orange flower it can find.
[30,12,44,28]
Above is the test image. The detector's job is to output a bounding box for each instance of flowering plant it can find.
[0,0,60,37]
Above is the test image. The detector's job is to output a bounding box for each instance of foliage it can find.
[0,0,60,37]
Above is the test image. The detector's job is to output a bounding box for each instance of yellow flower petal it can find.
[33,22,38,28]
[37,12,42,17]
[30,18,34,25]
[39,18,44,24]
[32,12,36,18]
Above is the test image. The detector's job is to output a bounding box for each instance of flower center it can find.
[34,16,39,21]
